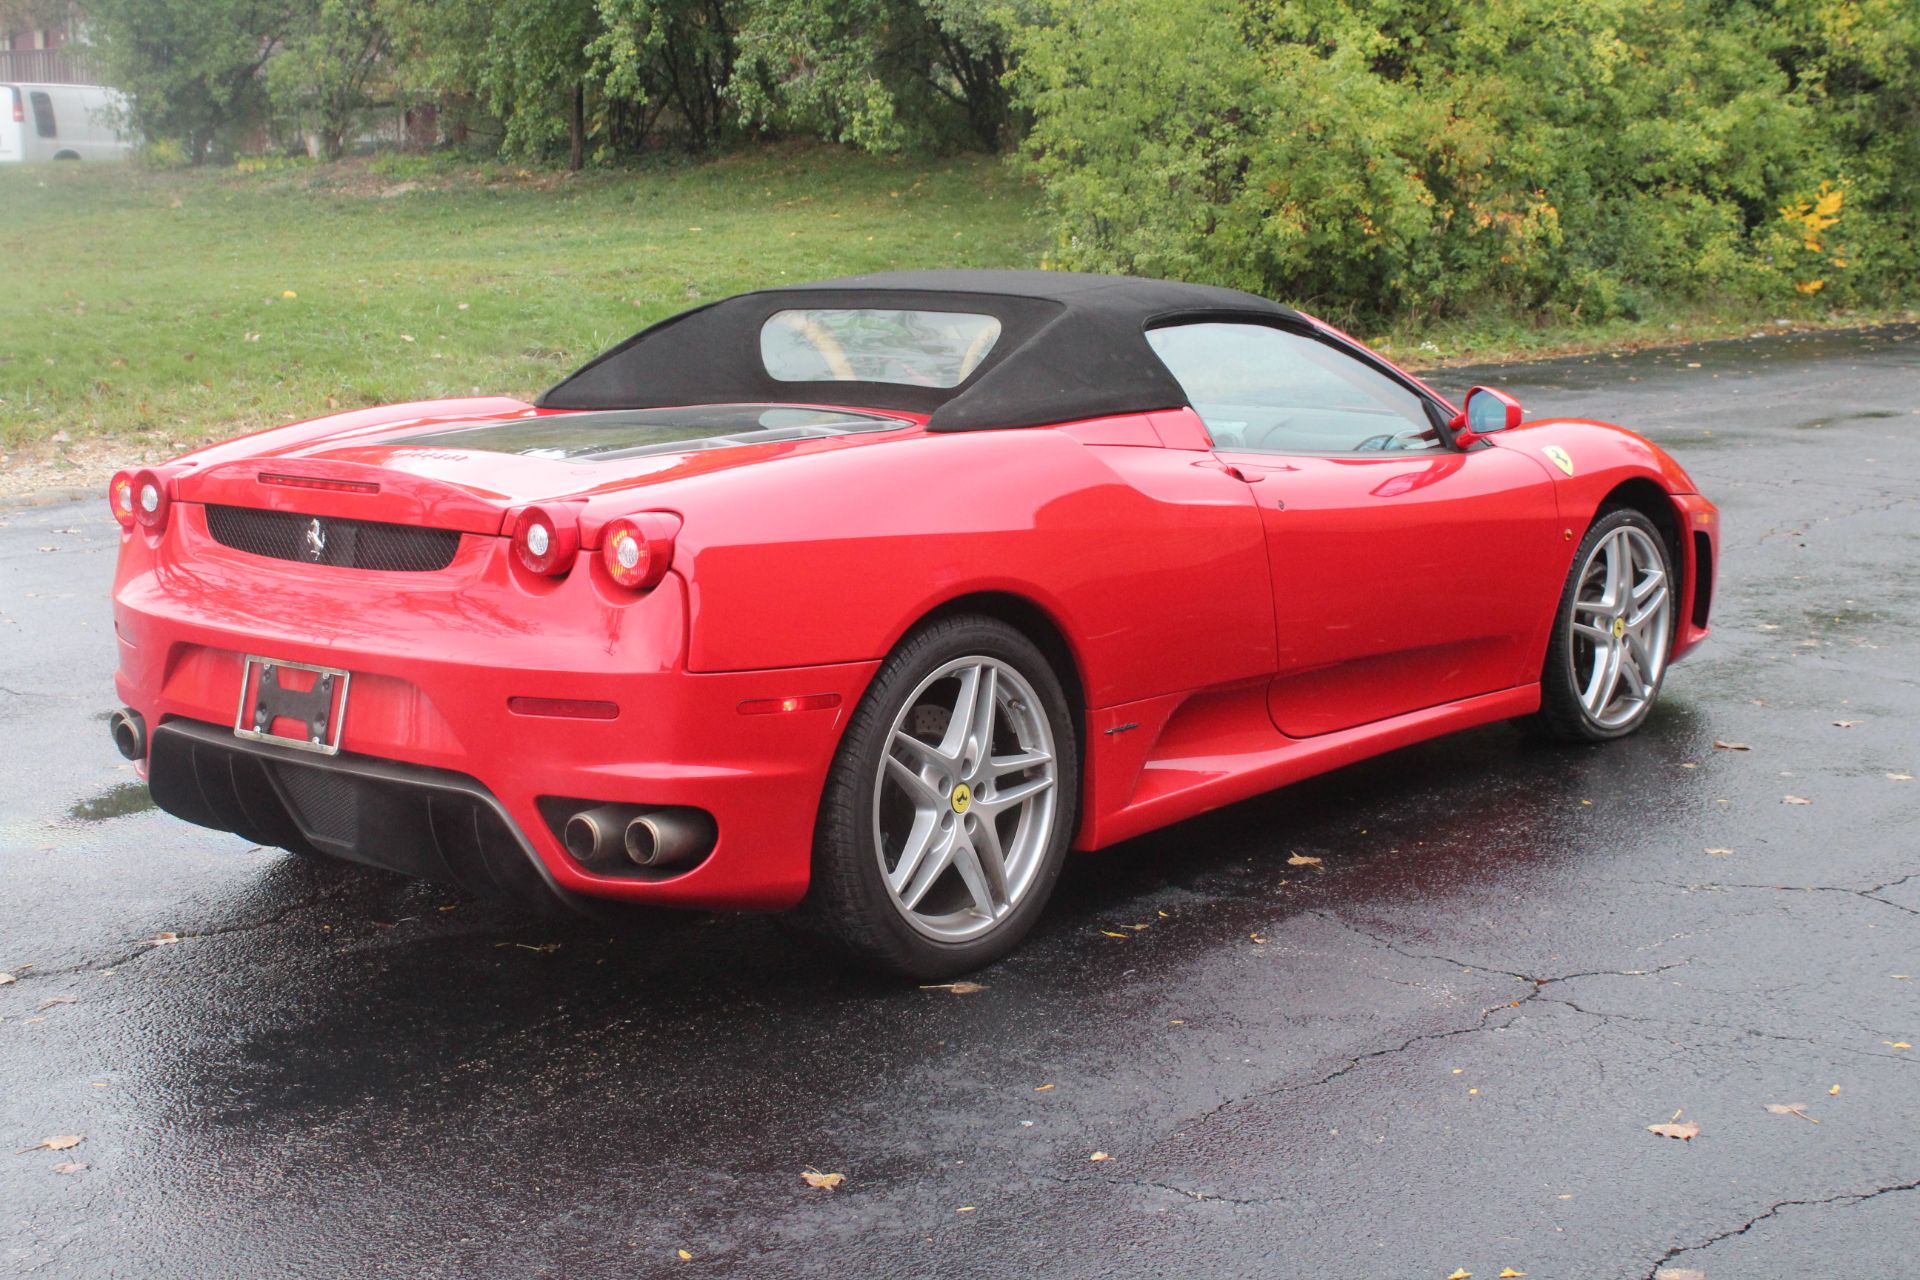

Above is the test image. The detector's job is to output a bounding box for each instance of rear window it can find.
[760,309,1001,388]
[29,91,54,138]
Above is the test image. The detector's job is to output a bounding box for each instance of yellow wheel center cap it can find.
[950,783,972,815]
[1612,616,1627,639]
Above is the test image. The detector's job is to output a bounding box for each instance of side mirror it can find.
[1451,385,1524,447]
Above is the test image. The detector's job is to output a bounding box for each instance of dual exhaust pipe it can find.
[110,707,147,762]
[564,804,715,871]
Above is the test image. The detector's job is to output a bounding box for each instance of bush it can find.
[1014,0,1920,325]
[135,137,192,170]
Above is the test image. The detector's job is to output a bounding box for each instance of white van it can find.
[0,83,134,163]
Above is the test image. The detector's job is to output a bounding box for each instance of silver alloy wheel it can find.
[872,656,1059,943]
[1569,524,1673,730]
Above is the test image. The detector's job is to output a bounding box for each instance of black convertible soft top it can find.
[539,269,1302,432]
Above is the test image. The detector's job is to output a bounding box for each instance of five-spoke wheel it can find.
[875,657,1059,942]
[1537,507,1676,741]
[794,615,1078,978]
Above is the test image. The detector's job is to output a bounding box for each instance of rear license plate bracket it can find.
[234,655,351,755]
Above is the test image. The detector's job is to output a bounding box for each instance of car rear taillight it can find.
[131,468,171,532]
[600,514,676,591]
[511,505,580,577]
[10,90,22,125]
[108,470,137,528]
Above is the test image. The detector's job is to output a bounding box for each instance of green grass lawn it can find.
[2,147,1909,464]
[0,148,1044,452]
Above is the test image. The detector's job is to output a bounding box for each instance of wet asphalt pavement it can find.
[3,326,1918,1279]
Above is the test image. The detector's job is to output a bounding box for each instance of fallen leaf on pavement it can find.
[1765,1102,1818,1123]
[1034,1083,1054,1092]
[956,1205,976,1213]
[1250,933,1267,944]
[1889,773,1914,782]
[919,981,986,994]
[800,1168,845,1190]
[16,1135,82,1154]
[1705,848,1734,856]
[1499,1271,1528,1278]
[1783,795,1812,805]
[1656,1270,1706,1280]
[51,1162,87,1174]
[36,996,76,1012]
[1287,853,1322,866]
[1647,1122,1700,1141]
[676,1248,692,1261]
[1885,1041,1912,1050]
[0,973,13,985]
[1447,1270,1472,1279]
[1833,720,1860,728]
[1712,739,1751,751]
[1089,1151,1111,1162]
[1830,1084,1842,1095]
[147,932,181,946]
[1099,930,1130,939]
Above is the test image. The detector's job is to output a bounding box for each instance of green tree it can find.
[593,0,740,152]
[727,0,1034,152]
[381,0,602,167]
[267,0,389,159]
[87,0,299,160]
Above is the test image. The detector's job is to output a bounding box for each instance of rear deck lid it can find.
[175,404,920,531]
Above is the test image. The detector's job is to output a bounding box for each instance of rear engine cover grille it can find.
[205,505,461,572]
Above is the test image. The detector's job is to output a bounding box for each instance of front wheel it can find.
[791,615,1079,979]
[1534,507,1676,742]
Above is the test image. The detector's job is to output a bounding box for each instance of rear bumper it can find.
[113,510,876,910]
[148,719,599,912]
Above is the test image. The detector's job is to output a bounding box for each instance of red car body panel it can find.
[108,280,1719,916]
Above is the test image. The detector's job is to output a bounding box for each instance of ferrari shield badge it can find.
[1541,445,1575,476]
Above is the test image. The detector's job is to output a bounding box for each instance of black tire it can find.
[1534,506,1675,743]
[789,614,1080,979]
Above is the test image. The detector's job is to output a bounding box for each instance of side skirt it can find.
[1076,683,1541,849]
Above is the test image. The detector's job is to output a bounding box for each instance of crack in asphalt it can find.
[0,883,353,984]
[1310,910,1695,988]
[1645,875,1920,919]
[1022,914,1712,1211]
[1538,997,1918,1064]
[1126,914,1698,1159]
[1041,1170,1285,1207]
[1643,1179,1920,1278]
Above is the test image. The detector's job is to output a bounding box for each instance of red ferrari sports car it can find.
[106,270,1717,976]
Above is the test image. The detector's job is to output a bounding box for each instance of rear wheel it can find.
[1535,508,1675,742]
[793,615,1079,979]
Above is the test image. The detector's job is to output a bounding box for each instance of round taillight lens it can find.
[108,471,136,528]
[512,505,579,577]
[600,515,674,591]
[131,469,170,531]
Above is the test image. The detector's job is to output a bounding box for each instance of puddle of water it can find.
[67,781,157,822]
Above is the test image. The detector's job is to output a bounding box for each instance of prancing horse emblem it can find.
[303,518,328,562]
